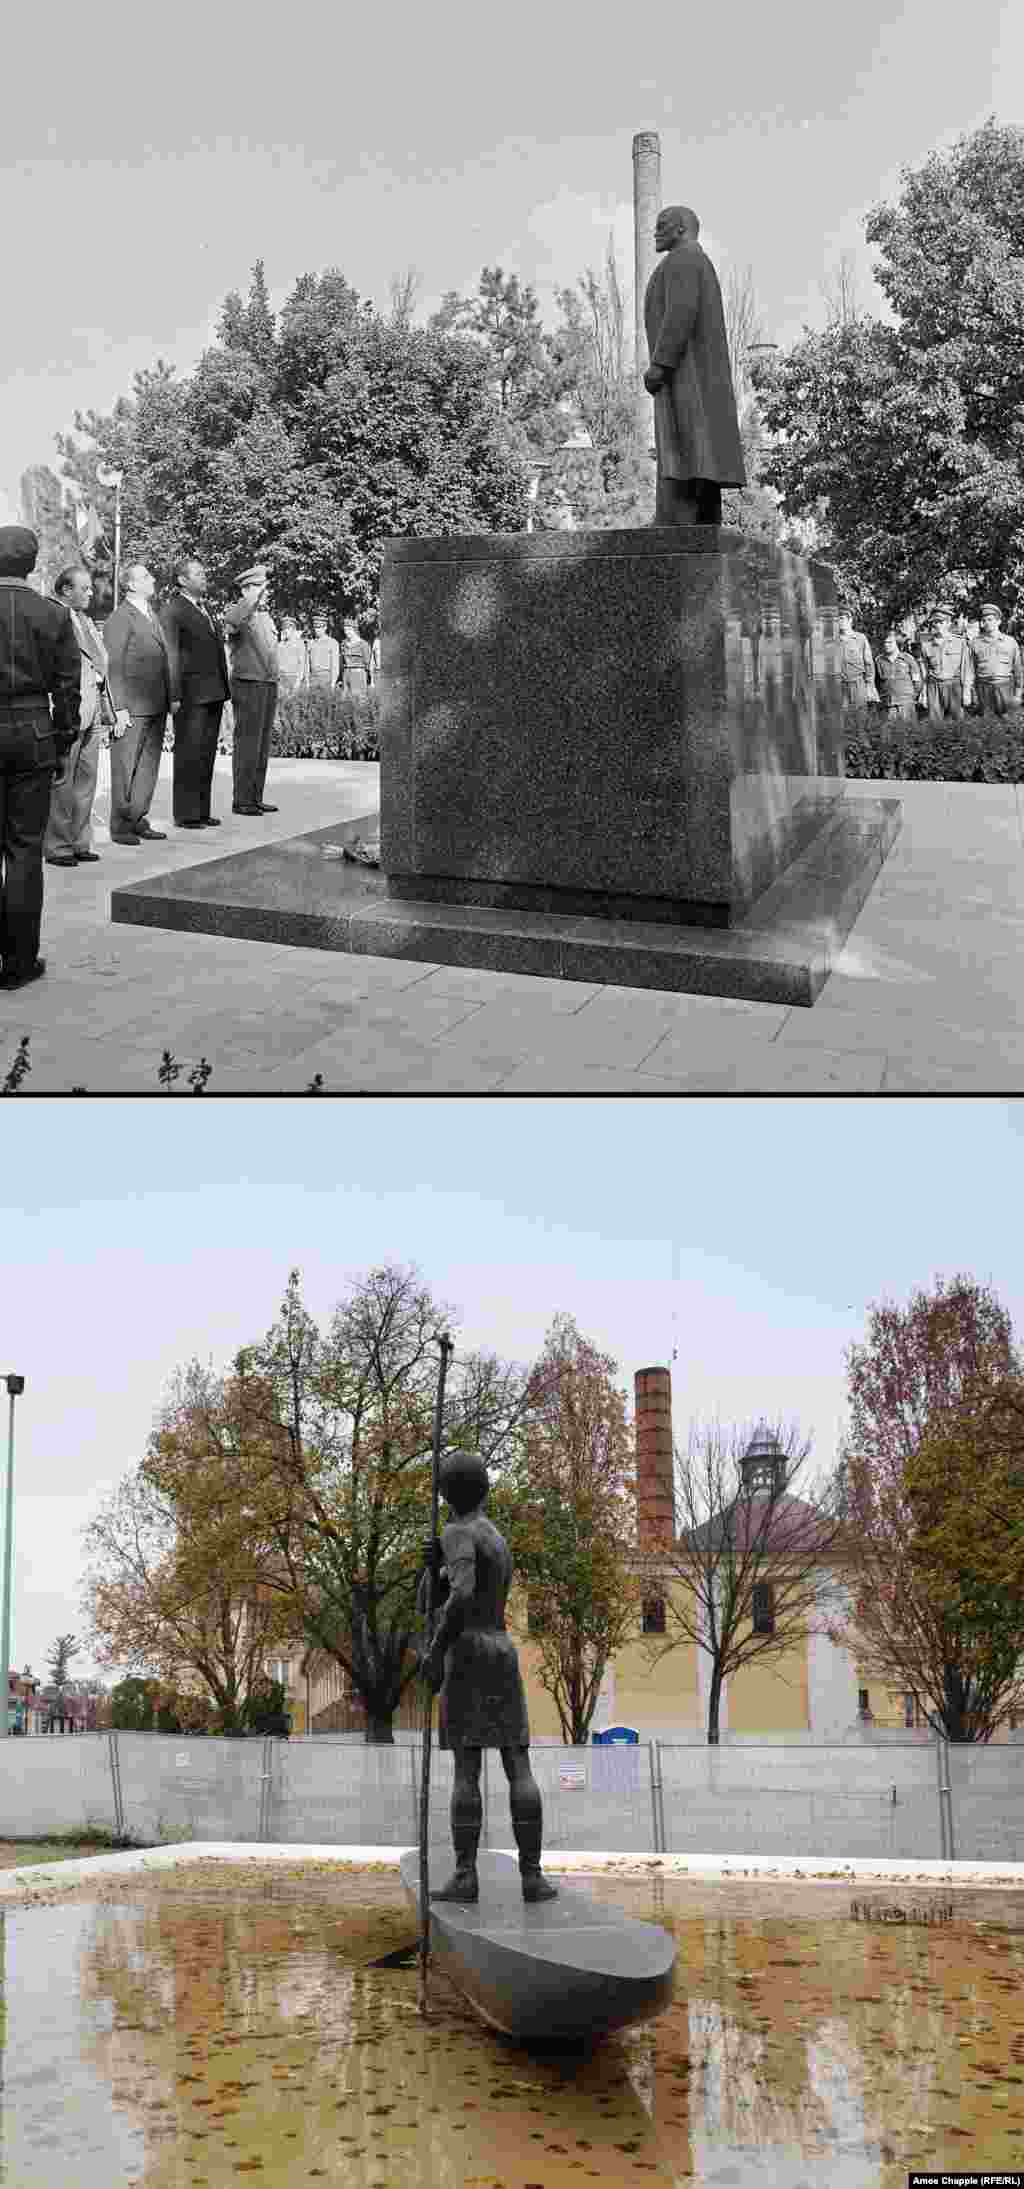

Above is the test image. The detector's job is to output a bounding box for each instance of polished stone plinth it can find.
[108,797,901,1007]
[399,1848,676,2044]
[381,527,850,926]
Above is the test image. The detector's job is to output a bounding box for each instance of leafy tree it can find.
[79,1366,300,1734]
[757,118,1024,630]
[226,1266,537,1743]
[493,1312,642,1745]
[18,466,81,595]
[109,1675,159,1732]
[824,1273,1024,1740]
[643,1418,849,1745]
[239,1676,290,1737]
[56,263,528,630]
[46,1632,79,1711]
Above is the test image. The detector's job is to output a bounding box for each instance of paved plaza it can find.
[4,759,1021,1092]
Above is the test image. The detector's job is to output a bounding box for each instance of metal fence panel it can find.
[0,1733,118,1839]
[114,1733,268,1845]
[483,1742,656,1854]
[658,1742,944,1861]
[268,1736,437,1848]
[946,1743,1024,1864]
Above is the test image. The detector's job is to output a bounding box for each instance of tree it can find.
[757,119,1024,630]
[227,1266,537,1743]
[79,1366,300,1734]
[825,1274,1024,1740]
[545,238,654,528]
[388,266,421,330]
[56,263,528,629]
[819,248,862,330]
[18,466,80,595]
[642,1418,849,1744]
[491,1313,642,1745]
[46,1632,79,1721]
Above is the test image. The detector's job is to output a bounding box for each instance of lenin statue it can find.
[418,1450,557,1905]
[643,205,747,526]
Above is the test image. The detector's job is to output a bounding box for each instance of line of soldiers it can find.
[837,601,1024,724]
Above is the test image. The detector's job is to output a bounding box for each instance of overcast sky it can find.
[2,0,1021,518]
[2,1095,1021,1687]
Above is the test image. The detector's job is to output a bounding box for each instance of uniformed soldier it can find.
[919,604,974,721]
[873,630,923,723]
[0,525,81,990]
[969,604,1023,717]
[836,605,878,715]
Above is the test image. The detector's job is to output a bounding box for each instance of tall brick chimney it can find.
[635,1365,675,1552]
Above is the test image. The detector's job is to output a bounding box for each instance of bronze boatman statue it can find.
[418,1450,558,1906]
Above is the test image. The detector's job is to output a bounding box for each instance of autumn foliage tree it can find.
[643,1417,849,1745]
[824,1273,1024,1741]
[491,1312,642,1746]
[79,1362,299,1733]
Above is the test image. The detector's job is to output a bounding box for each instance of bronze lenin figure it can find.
[643,204,747,527]
[418,1450,557,1905]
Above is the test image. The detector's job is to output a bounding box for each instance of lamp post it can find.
[0,1375,25,1740]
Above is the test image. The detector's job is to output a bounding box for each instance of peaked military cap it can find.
[932,602,954,619]
[235,563,269,588]
[0,525,39,576]
[980,603,1002,618]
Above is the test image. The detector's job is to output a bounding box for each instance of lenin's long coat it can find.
[645,238,747,487]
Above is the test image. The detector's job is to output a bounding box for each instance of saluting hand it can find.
[644,364,667,395]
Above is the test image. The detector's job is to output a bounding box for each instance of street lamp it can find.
[0,1375,25,1740]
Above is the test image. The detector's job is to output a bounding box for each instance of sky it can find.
[2,0,1022,519]
[1,1095,1022,1690]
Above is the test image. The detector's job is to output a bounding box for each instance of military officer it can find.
[919,604,973,721]
[0,525,81,989]
[836,605,878,716]
[969,604,1023,716]
[874,629,923,723]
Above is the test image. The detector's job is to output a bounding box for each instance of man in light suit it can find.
[44,564,110,866]
[159,557,230,828]
[103,563,178,843]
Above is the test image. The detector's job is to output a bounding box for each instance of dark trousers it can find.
[109,712,165,836]
[0,708,57,975]
[231,679,277,809]
[173,698,224,822]
[927,677,965,723]
[975,680,1018,718]
[655,474,723,526]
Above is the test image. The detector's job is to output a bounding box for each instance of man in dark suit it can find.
[160,557,230,828]
[0,525,81,989]
[103,562,178,844]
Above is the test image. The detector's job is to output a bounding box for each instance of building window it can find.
[752,1581,775,1636]
[858,1687,870,1714]
[642,1596,666,1635]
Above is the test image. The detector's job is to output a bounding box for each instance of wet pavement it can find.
[2,1860,1023,2186]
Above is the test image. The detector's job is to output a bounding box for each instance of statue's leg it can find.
[500,1744,558,1903]
[431,1740,482,1903]
[692,478,723,526]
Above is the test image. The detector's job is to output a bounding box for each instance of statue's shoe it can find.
[431,1869,480,1904]
[521,1871,559,1903]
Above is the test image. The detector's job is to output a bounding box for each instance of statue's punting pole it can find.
[632,131,662,384]
[418,1331,454,2017]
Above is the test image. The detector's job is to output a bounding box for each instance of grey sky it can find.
[2,0,1021,514]
[3,1096,1021,1687]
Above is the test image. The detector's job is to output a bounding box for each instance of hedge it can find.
[843,712,1024,784]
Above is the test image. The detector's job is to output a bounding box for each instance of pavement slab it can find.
[3,760,1021,1093]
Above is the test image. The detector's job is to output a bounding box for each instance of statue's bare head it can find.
[439,1449,489,1516]
[655,205,699,252]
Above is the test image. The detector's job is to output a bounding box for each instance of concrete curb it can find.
[3,1843,1022,1895]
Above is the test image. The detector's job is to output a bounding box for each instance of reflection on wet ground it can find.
[2,1862,1023,2187]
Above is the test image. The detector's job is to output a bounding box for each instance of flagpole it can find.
[419,1331,453,2018]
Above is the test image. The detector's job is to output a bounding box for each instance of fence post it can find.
[257,1734,272,1843]
[943,1739,956,1864]
[935,1731,949,1860]
[648,1741,661,1853]
[107,1730,125,1840]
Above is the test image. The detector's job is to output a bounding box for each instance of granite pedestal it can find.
[381,527,863,927]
